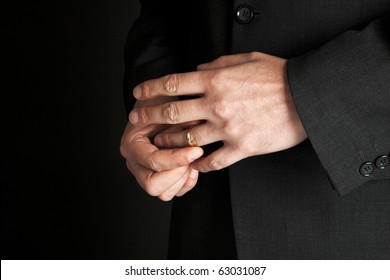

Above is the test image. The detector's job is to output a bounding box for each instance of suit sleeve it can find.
[123,0,187,115]
[287,15,390,196]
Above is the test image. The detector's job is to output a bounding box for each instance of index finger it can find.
[131,140,204,172]
[133,72,207,100]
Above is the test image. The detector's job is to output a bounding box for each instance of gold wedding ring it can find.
[186,126,197,147]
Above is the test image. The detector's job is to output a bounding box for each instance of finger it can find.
[133,71,207,100]
[129,99,206,125]
[180,120,205,128]
[158,124,184,134]
[158,168,192,201]
[154,123,220,148]
[160,121,204,132]
[191,145,243,173]
[151,121,204,144]
[175,168,199,197]
[127,161,189,197]
[151,125,183,147]
[131,140,204,171]
[197,52,263,70]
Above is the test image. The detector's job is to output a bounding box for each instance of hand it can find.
[120,97,204,201]
[128,52,307,172]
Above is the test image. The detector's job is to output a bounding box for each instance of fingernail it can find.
[189,148,203,161]
[129,111,139,124]
[190,162,200,171]
[189,168,198,179]
[133,86,141,99]
[197,63,208,70]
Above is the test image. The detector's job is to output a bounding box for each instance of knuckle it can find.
[210,101,227,119]
[156,134,168,147]
[247,51,261,60]
[161,134,175,148]
[141,82,151,98]
[125,160,134,173]
[120,133,138,158]
[208,159,223,171]
[209,71,224,90]
[214,56,226,64]
[119,144,127,158]
[223,122,239,137]
[147,157,162,172]
[137,108,148,123]
[162,102,179,123]
[164,74,178,94]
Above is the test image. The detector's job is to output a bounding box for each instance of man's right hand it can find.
[120,97,204,201]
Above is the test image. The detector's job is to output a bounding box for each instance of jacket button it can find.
[375,155,389,169]
[236,5,254,24]
[359,162,375,177]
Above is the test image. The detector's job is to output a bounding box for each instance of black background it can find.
[2,1,171,259]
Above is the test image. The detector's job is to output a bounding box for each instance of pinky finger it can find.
[191,146,243,173]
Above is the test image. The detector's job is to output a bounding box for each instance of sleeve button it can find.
[375,155,389,169]
[359,162,375,177]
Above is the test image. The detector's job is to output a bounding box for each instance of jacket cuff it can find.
[287,17,390,195]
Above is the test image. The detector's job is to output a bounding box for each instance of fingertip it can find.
[133,86,141,99]
[190,159,211,173]
[154,135,163,147]
[189,147,204,162]
[128,111,139,124]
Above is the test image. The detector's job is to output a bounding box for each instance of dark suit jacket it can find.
[123,0,390,259]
